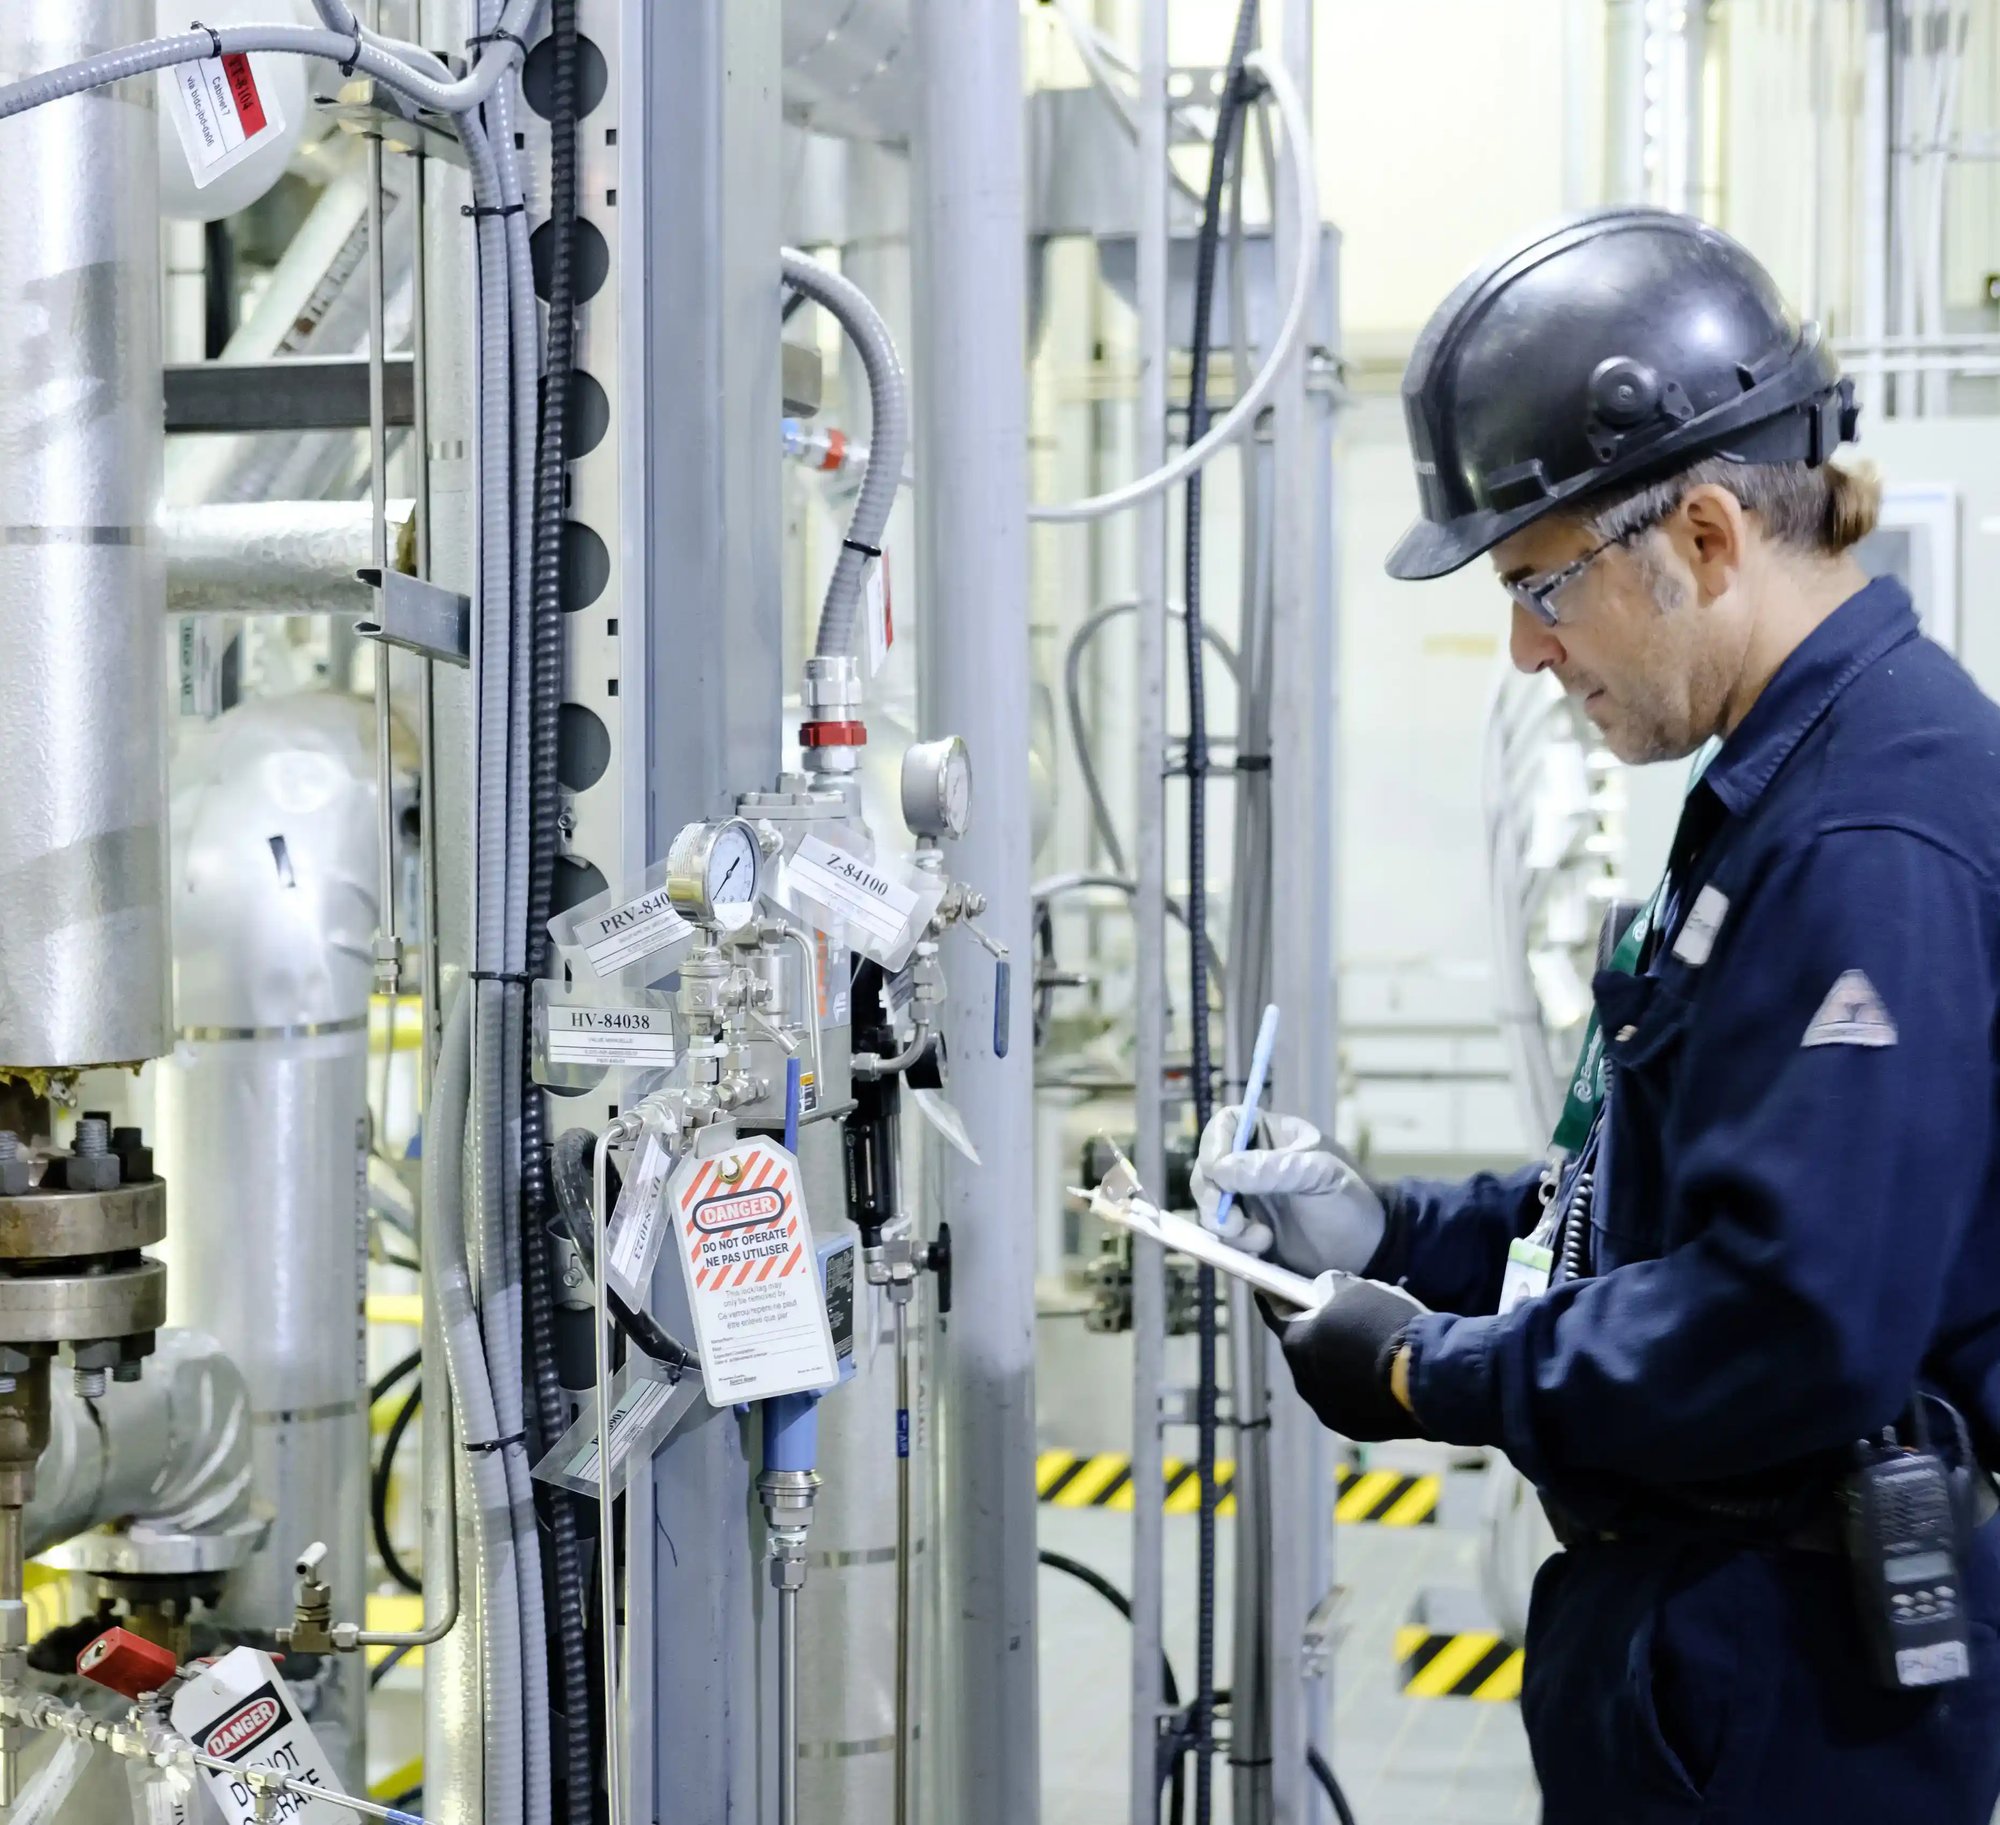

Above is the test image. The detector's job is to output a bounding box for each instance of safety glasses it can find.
[1503,539,1618,627]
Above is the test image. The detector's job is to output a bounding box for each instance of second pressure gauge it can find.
[901,736,973,840]
[666,817,765,929]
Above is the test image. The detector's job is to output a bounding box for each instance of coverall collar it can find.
[1699,574,1919,819]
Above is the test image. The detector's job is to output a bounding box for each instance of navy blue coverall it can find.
[1371,577,2000,1823]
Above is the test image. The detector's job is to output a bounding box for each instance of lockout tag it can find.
[669,1132,839,1405]
[169,1646,346,1824]
[161,49,286,191]
[778,833,943,971]
[602,1125,676,1309]
[531,980,679,1101]
[548,860,698,986]
[531,1356,703,1501]
[1498,1238,1553,1315]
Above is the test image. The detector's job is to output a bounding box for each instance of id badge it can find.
[1499,1238,1553,1314]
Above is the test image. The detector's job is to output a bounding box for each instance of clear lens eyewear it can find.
[1503,539,1616,627]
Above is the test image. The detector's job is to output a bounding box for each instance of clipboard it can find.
[1072,1179,1335,1313]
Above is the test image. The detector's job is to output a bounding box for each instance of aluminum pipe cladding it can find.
[0,0,169,1072]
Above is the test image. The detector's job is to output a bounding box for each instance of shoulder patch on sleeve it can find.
[1801,970,1898,1049]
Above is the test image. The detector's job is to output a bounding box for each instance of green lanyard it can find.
[1547,740,1718,1159]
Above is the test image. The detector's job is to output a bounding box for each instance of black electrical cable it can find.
[519,4,595,1819]
[552,1129,700,1371]
[371,1382,424,1596]
[370,1642,413,1689]
[1181,6,1260,1819]
[1037,1550,1187,1825]
[371,1347,422,1407]
[781,283,808,323]
[1306,1746,1361,1825]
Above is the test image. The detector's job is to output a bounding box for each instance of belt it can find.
[1547,1471,2000,1556]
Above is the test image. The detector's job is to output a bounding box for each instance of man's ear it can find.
[1669,483,1747,600]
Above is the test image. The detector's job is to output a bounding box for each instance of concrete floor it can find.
[1037,1503,1539,1824]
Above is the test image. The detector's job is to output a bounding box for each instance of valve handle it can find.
[992,958,1011,1059]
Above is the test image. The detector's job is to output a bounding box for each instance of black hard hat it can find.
[1387,208,1860,581]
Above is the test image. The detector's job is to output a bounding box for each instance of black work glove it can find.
[1276,1277,1428,1443]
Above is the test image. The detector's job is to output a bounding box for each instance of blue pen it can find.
[1210,1003,1280,1236]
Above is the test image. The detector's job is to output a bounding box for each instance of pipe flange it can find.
[0,1181,166,1260]
[0,1260,166,1347]
[41,1507,270,1579]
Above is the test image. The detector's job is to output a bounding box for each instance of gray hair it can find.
[1583,457,1883,556]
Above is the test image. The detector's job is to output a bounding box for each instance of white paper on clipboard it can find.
[1087,1193,1333,1312]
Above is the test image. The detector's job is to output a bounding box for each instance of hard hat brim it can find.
[1385,505,1529,582]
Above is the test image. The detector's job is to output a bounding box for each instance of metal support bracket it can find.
[356,568,471,667]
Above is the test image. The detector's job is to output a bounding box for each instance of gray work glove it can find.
[1189,1106,1387,1278]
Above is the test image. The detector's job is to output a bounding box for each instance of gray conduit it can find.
[779,249,908,660]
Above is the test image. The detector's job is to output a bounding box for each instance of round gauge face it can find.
[940,745,972,836]
[705,820,762,918]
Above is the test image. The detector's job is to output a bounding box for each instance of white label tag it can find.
[1670,884,1729,968]
[580,886,696,978]
[790,835,922,958]
[546,1005,678,1069]
[865,554,893,678]
[605,1128,674,1302]
[1499,1238,1552,1315]
[565,1375,677,1488]
[161,53,285,190]
[669,1136,838,1404]
[883,964,916,1021]
[170,1648,346,1824]
[1895,1638,1970,1686]
[913,1088,982,1165]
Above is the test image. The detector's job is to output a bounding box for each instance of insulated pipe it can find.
[910,3,1040,1821]
[0,0,168,1073]
[781,0,915,144]
[161,500,413,617]
[780,249,908,662]
[154,693,380,1783]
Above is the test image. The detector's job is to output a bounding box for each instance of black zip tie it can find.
[842,538,882,559]
[460,202,527,220]
[339,25,364,76]
[463,1431,525,1455]
[1233,753,1272,773]
[191,20,224,60]
[466,28,528,56]
[469,967,533,983]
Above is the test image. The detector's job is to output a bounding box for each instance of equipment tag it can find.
[161,52,285,190]
[604,1127,675,1306]
[170,1647,346,1824]
[1499,1238,1553,1315]
[865,554,893,678]
[668,1134,838,1405]
[579,886,696,978]
[790,835,920,954]
[531,1356,702,1500]
[546,1004,677,1069]
[913,1088,981,1165]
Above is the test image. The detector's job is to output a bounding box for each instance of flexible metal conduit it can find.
[779,248,909,660]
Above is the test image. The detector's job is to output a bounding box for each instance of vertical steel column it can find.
[1860,0,1893,423]
[1662,2,1707,218]
[910,5,1039,1823]
[1602,0,1652,206]
[1129,0,1171,1820]
[1267,2,1336,1819]
[634,3,783,1820]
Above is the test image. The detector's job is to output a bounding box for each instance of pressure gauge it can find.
[666,817,765,930]
[901,737,973,840]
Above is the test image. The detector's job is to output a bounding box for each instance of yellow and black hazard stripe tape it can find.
[1035,1452,1438,1525]
[1395,1626,1524,1702]
[1036,1450,1237,1515]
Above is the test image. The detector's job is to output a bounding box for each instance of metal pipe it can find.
[911,2,1040,1817]
[161,500,411,617]
[413,150,442,1071]
[0,0,169,1073]
[1603,0,1651,205]
[894,1294,913,1825]
[779,1580,801,1825]
[1129,0,1170,1815]
[1861,0,1893,422]
[594,1119,639,1825]
[0,1500,20,1805]
[367,39,400,996]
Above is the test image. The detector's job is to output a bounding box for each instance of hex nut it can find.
[65,1152,120,1193]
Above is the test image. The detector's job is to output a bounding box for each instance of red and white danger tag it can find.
[669,1133,838,1405]
[169,1646,346,1823]
[161,50,286,190]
